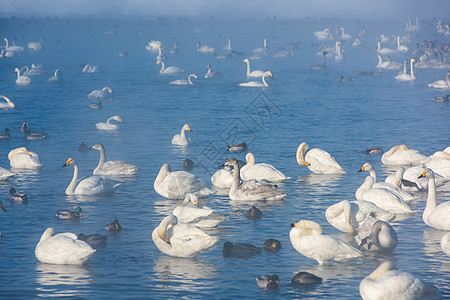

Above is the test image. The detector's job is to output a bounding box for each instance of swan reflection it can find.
[36,263,92,297]
[295,173,344,194]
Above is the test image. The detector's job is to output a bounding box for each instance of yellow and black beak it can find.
[290,222,297,227]
[418,171,426,179]
[62,160,70,167]
[358,166,365,173]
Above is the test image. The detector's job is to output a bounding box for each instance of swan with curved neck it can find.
[396,36,409,52]
[377,39,395,55]
[296,142,345,174]
[357,220,398,252]
[14,67,31,85]
[428,71,450,89]
[381,144,426,165]
[419,169,450,230]
[239,71,272,87]
[156,60,183,74]
[8,146,42,169]
[169,74,198,85]
[96,115,123,130]
[4,38,24,52]
[87,86,113,99]
[243,58,264,78]
[171,124,193,145]
[48,69,60,82]
[0,95,15,108]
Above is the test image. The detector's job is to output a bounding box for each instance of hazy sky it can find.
[1,0,448,20]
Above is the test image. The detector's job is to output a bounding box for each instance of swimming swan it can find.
[359,261,439,300]
[314,29,333,40]
[172,193,227,228]
[91,143,139,176]
[204,64,219,78]
[87,87,113,99]
[63,157,120,195]
[428,71,450,89]
[242,58,265,78]
[170,74,197,85]
[376,55,401,70]
[395,58,416,81]
[240,152,290,182]
[96,115,123,130]
[4,38,24,52]
[8,147,42,169]
[82,64,99,73]
[154,163,214,199]
[223,158,287,201]
[289,219,363,265]
[48,69,61,82]
[28,37,43,51]
[355,219,398,252]
[14,67,31,85]
[0,95,15,108]
[296,142,346,174]
[0,167,16,181]
[339,27,352,40]
[156,60,183,74]
[419,169,450,230]
[197,42,215,53]
[171,124,193,145]
[35,227,95,265]
[238,71,272,87]
[381,144,426,166]
[376,39,396,55]
[152,214,219,258]
[396,36,409,52]
[355,176,412,214]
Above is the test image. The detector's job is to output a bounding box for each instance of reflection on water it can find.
[153,199,180,216]
[35,263,92,298]
[295,173,344,194]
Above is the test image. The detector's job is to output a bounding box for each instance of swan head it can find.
[418,168,434,179]
[223,158,239,169]
[263,71,273,78]
[290,220,323,235]
[245,153,256,165]
[243,58,249,63]
[157,215,178,243]
[90,143,104,151]
[182,124,193,132]
[8,147,30,161]
[358,162,373,173]
[184,193,199,207]
[62,157,76,167]
[110,116,123,123]
[296,142,310,166]
[102,87,113,95]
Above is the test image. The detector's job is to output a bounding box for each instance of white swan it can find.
[355,219,398,252]
[146,40,162,51]
[379,34,389,43]
[419,169,450,230]
[87,86,113,99]
[314,29,333,40]
[170,74,197,85]
[14,67,31,85]
[252,38,269,57]
[359,162,415,202]
[96,115,123,130]
[381,144,426,166]
[223,37,232,52]
[441,232,450,256]
[82,64,99,73]
[400,165,447,190]
[289,220,363,265]
[352,38,361,47]
[395,58,416,81]
[0,48,15,59]
[91,143,139,176]
[197,42,215,53]
[339,27,352,40]
[238,71,272,87]
[242,58,265,78]
[152,215,219,258]
[8,147,42,169]
[0,166,16,181]
[376,39,396,55]
[204,64,219,78]
[48,68,60,82]
[396,36,409,52]
[355,176,412,214]
[211,166,234,188]
[428,71,450,89]
[170,41,179,54]
[4,38,24,52]
[334,42,343,62]
[240,152,290,182]
[154,163,214,199]
[25,64,43,76]
[359,262,439,300]
[223,158,287,201]
[296,142,346,174]
[385,167,422,192]
[172,193,227,228]
[404,17,421,32]
[424,151,450,179]
[27,37,43,51]
[377,55,401,70]
[325,200,395,234]
[35,228,95,265]
[171,124,193,145]
[0,95,15,109]
[156,60,183,74]
[63,157,120,195]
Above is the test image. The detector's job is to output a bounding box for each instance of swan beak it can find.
[187,126,193,132]
[164,237,170,243]
[418,171,426,178]
[304,162,311,166]
[118,118,123,123]
[290,222,296,227]
[194,201,199,207]
[62,160,70,167]
[358,166,365,172]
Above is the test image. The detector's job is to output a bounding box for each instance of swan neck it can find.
[160,61,165,72]
[424,176,437,218]
[262,74,268,87]
[369,169,377,182]
[245,60,250,76]
[230,163,240,193]
[97,146,106,168]
[410,60,415,78]
[377,55,382,65]
[66,163,78,195]
[188,75,193,85]
[180,126,187,139]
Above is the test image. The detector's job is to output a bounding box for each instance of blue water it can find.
[1,16,449,299]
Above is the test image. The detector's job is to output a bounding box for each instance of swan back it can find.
[8,147,29,160]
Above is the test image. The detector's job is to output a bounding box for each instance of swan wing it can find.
[233,180,286,200]
[241,163,289,182]
[306,148,345,174]
[427,202,450,231]
[35,234,95,264]
[95,160,139,176]
[75,176,118,195]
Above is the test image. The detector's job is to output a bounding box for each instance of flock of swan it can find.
[1,16,450,299]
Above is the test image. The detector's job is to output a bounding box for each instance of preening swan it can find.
[48,68,60,82]
[238,71,272,87]
[0,95,15,108]
[35,227,95,265]
[289,220,362,265]
[154,163,214,199]
[62,157,120,195]
[197,42,215,53]
[359,262,439,300]
[314,28,333,40]
[356,219,398,252]
[152,214,219,258]
[355,176,412,214]
[96,115,123,130]
[296,142,346,174]
[352,38,361,47]
[441,232,450,256]
[395,58,416,81]
[87,86,113,99]
[396,36,409,52]
[377,39,396,55]
[428,71,450,89]
[171,124,193,145]
[381,144,426,166]
[8,147,42,169]
[419,169,450,230]
[240,152,290,182]
[384,167,421,192]
[14,67,31,85]
[170,74,197,85]
[242,58,265,78]
[91,143,139,176]
[211,166,234,188]
[156,60,183,74]
[0,166,16,181]
[223,158,287,201]
[172,193,227,228]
